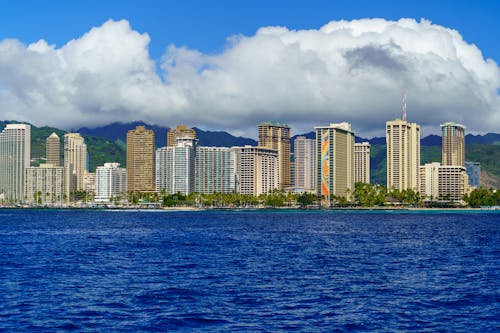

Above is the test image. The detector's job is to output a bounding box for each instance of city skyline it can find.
[0,2,499,138]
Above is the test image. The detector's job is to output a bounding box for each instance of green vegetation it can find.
[466,144,500,182]
[1,121,499,188]
[370,143,499,186]
[1,121,126,171]
[353,182,386,206]
[463,188,500,207]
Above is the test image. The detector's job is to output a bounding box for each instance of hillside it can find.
[78,122,256,148]
[1,120,499,187]
[1,121,125,172]
[369,143,500,187]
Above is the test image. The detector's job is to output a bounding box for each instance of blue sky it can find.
[0,0,499,136]
[1,0,499,62]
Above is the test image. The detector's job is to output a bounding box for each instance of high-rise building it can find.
[258,122,291,189]
[465,161,481,188]
[233,146,279,196]
[25,163,64,204]
[386,119,420,191]
[126,125,155,192]
[420,163,468,203]
[83,172,96,196]
[419,162,440,201]
[195,146,236,194]
[315,122,355,206]
[63,133,87,200]
[167,125,196,147]
[438,165,468,203]
[155,137,196,195]
[46,132,60,167]
[441,122,465,167]
[354,142,370,184]
[294,136,316,191]
[0,124,31,202]
[95,163,127,202]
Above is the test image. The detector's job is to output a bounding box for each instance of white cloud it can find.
[0,18,498,137]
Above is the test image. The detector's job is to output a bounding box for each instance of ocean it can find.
[0,209,498,331]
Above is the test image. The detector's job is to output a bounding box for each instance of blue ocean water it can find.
[0,210,498,332]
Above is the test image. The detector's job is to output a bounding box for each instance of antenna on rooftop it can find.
[402,92,407,121]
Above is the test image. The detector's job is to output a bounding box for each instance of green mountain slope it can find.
[2,120,499,187]
[370,143,500,186]
[1,121,125,172]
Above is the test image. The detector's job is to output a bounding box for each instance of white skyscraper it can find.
[95,163,127,202]
[195,146,236,194]
[294,136,316,192]
[0,124,31,202]
[155,137,196,195]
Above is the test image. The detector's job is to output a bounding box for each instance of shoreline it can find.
[0,205,498,212]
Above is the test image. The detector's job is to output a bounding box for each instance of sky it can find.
[0,0,499,138]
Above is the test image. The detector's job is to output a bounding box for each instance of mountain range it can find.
[1,120,499,188]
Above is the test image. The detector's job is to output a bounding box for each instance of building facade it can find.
[419,162,440,201]
[46,132,60,167]
[155,138,196,195]
[420,162,468,203]
[167,125,196,147]
[258,123,291,189]
[354,142,370,184]
[441,122,465,167]
[126,126,155,192]
[315,122,355,206]
[95,163,127,202]
[0,124,31,202]
[83,172,96,196]
[465,161,481,189]
[438,165,468,203]
[25,164,64,204]
[233,146,279,196]
[294,136,316,191]
[386,119,420,192]
[63,133,87,200]
[195,146,236,194]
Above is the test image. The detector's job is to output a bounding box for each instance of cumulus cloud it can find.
[0,18,498,137]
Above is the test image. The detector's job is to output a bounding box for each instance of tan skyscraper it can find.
[354,142,370,184]
[258,122,291,189]
[25,163,64,204]
[315,122,355,206]
[64,133,87,200]
[167,125,196,147]
[386,119,420,192]
[127,125,155,192]
[46,132,60,167]
[294,136,316,192]
[441,122,465,167]
[232,146,279,196]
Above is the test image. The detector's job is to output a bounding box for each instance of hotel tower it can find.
[315,122,355,206]
[46,132,61,167]
[258,122,291,189]
[126,125,155,192]
[0,124,31,202]
[441,122,465,167]
[63,133,87,199]
[386,97,420,191]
